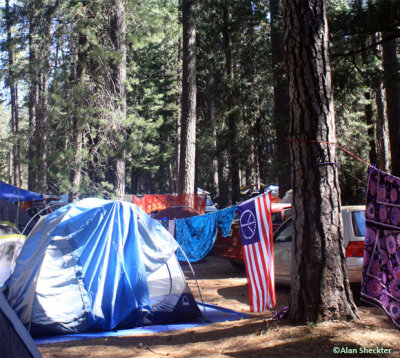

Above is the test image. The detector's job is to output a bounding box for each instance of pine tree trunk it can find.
[270,0,291,198]
[382,31,400,176]
[36,11,52,193]
[222,6,240,204]
[5,0,20,187]
[365,91,377,165]
[69,8,87,203]
[28,11,38,191]
[375,82,390,171]
[206,63,219,197]
[178,0,196,194]
[109,0,127,197]
[282,0,359,323]
[371,33,390,171]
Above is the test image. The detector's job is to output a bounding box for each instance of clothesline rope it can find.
[286,136,371,168]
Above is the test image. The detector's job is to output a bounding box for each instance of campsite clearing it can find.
[39,255,400,358]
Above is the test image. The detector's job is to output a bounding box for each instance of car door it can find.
[273,220,292,284]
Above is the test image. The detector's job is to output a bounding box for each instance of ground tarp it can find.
[34,302,250,345]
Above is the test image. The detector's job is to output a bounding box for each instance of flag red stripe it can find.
[255,196,271,310]
[257,194,276,306]
[239,192,276,312]
[243,244,256,311]
[250,242,265,311]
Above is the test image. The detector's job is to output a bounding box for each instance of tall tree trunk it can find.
[28,9,38,191]
[5,0,20,187]
[36,10,53,193]
[222,6,240,204]
[178,0,196,194]
[282,0,359,323]
[206,62,219,197]
[371,33,390,171]
[109,0,127,197]
[382,31,400,176]
[364,91,377,165]
[375,82,390,171]
[270,0,291,198]
[69,7,88,203]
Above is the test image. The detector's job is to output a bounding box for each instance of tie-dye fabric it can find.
[361,167,400,329]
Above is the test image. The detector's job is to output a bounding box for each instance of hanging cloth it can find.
[362,167,400,329]
[175,206,237,262]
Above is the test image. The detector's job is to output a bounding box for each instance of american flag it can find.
[238,193,276,312]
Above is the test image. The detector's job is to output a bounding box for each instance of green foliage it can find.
[0,0,395,203]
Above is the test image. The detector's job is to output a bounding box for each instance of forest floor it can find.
[39,255,400,358]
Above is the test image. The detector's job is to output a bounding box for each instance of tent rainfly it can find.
[6,198,202,336]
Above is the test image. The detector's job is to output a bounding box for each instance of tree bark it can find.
[364,91,377,165]
[282,0,359,323]
[109,0,127,197]
[178,0,196,194]
[206,62,219,197]
[69,6,87,203]
[28,8,38,191]
[375,82,390,171]
[222,5,240,204]
[36,8,53,193]
[382,31,400,176]
[371,33,390,171]
[5,0,21,187]
[270,0,291,198]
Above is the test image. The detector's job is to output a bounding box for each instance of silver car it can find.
[274,205,365,284]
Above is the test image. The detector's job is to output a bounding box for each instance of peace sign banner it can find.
[238,193,276,312]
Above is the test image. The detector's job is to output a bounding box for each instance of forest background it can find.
[0,0,398,208]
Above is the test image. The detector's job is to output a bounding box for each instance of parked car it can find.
[214,204,365,284]
[213,202,292,264]
[274,205,365,284]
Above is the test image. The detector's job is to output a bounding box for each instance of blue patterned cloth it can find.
[176,206,237,262]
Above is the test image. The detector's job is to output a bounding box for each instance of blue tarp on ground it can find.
[34,302,250,345]
[6,199,180,335]
[0,181,43,202]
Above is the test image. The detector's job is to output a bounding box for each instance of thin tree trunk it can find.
[69,8,87,202]
[270,0,291,198]
[206,62,219,197]
[5,0,20,187]
[36,12,52,193]
[375,82,390,171]
[222,5,240,204]
[283,0,359,323]
[365,91,377,165]
[178,0,196,194]
[382,30,400,176]
[371,32,390,171]
[28,11,38,191]
[109,0,127,197]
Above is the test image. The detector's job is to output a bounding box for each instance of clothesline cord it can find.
[286,137,371,168]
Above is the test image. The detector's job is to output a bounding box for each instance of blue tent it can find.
[0,181,43,202]
[6,198,202,336]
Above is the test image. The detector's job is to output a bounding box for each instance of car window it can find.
[274,221,292,243]
[283,208,292,221]
[351,210,366,237]
[272,212,282,223]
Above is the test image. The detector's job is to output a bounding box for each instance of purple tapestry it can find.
[361,167,400,329]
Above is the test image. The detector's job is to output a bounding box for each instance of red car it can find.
[213,203,292,265]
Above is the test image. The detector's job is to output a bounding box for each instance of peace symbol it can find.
[239,210,257,240]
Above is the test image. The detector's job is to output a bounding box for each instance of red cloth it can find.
[124,194,207,214]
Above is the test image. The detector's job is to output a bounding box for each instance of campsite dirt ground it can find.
[39,255,400,358]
